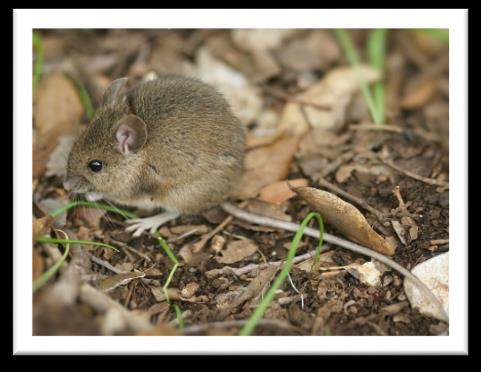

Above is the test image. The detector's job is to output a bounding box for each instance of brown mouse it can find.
[64,75,245,236]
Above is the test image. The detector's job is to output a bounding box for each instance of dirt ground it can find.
[32,29,449,336]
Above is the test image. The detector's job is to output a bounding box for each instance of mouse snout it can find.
[63,175,90,193]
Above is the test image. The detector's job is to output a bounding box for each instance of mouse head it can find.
[64,78,148,203]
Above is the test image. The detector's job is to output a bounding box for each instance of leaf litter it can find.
[32,29,449,336]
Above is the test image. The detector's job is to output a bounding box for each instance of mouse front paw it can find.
[125,211,180,237]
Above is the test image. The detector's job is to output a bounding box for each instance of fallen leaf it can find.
[33,215,54,243]
[33,73,84,178]
[97,272,145,292]
[278,65,380,135]
[404,252,449,322]
[401,78,437,109]
[233,136,300,199]
[391,220,407,245]
[245,199,292,222]
[259,178,308,204]
[32,248,44,281]
[178,244,210,266]
[45,134,76,178]
[231,29,297,53]
[276,30,340,72]
[293,186,395,255]
[194,47,262,125]
[335,165,355,183]
[215,239,258,264]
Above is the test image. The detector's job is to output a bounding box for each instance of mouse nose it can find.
[63,175,88,193]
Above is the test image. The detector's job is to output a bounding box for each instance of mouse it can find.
[64,75,245,236]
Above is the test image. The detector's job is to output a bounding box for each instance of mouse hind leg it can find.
[125,211,180,237]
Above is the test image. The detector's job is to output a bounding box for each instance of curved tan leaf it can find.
[293,186,395,256]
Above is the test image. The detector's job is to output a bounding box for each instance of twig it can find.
[206,249,320,278]
[182,319,303,335]
[110,238,152,262]
[221,202,448,322]
[380,158,448,187]
[89,254,124,274]
[318,178,388,225]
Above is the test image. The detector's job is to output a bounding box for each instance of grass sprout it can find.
[240,212,324,336]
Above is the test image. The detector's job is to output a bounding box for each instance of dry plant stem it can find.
[318,178,387,225]
[182,319,302,335]
[221,202,449,322]
[110,238,152,262]
[90,254,124,274]
[380,158,448,187]
[208,250,320,277]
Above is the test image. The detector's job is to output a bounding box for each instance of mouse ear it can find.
[114,115,147,155]
[102,77,128,107]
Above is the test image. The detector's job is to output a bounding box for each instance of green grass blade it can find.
[335,29,383,125]
[155,234,180,303]
[367,29,388,123]
[50,201,137,220]
[36,236,119,252]
[156,235,179,265]
[240,212,324,336]
[173,304,184,330]
[33,239,70,292]
[74,79,95,120]
[32,32,44,95]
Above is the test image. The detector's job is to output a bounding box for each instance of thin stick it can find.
[221,202,448,322]
[380,158,448,187]
[206,249,320,278]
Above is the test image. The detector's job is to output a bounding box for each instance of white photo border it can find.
[14,8,468,355]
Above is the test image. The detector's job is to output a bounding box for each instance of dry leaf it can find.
[194,47,262,125]
[33,73,84,178]
[45,134,76,178]
[245,199,292,222]
[401,78,437,109]
[97,272,145,292]
[276,30,340,72]
[33,248,44,281]
[215,239,258,264]
[259,178,308,204]
[278,66,380,135]
[293,186,395,256]
[233,136,300,199]
[231,29,297,53]
[33,215,54,243]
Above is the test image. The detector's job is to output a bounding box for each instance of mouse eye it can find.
[88,160,103,172]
